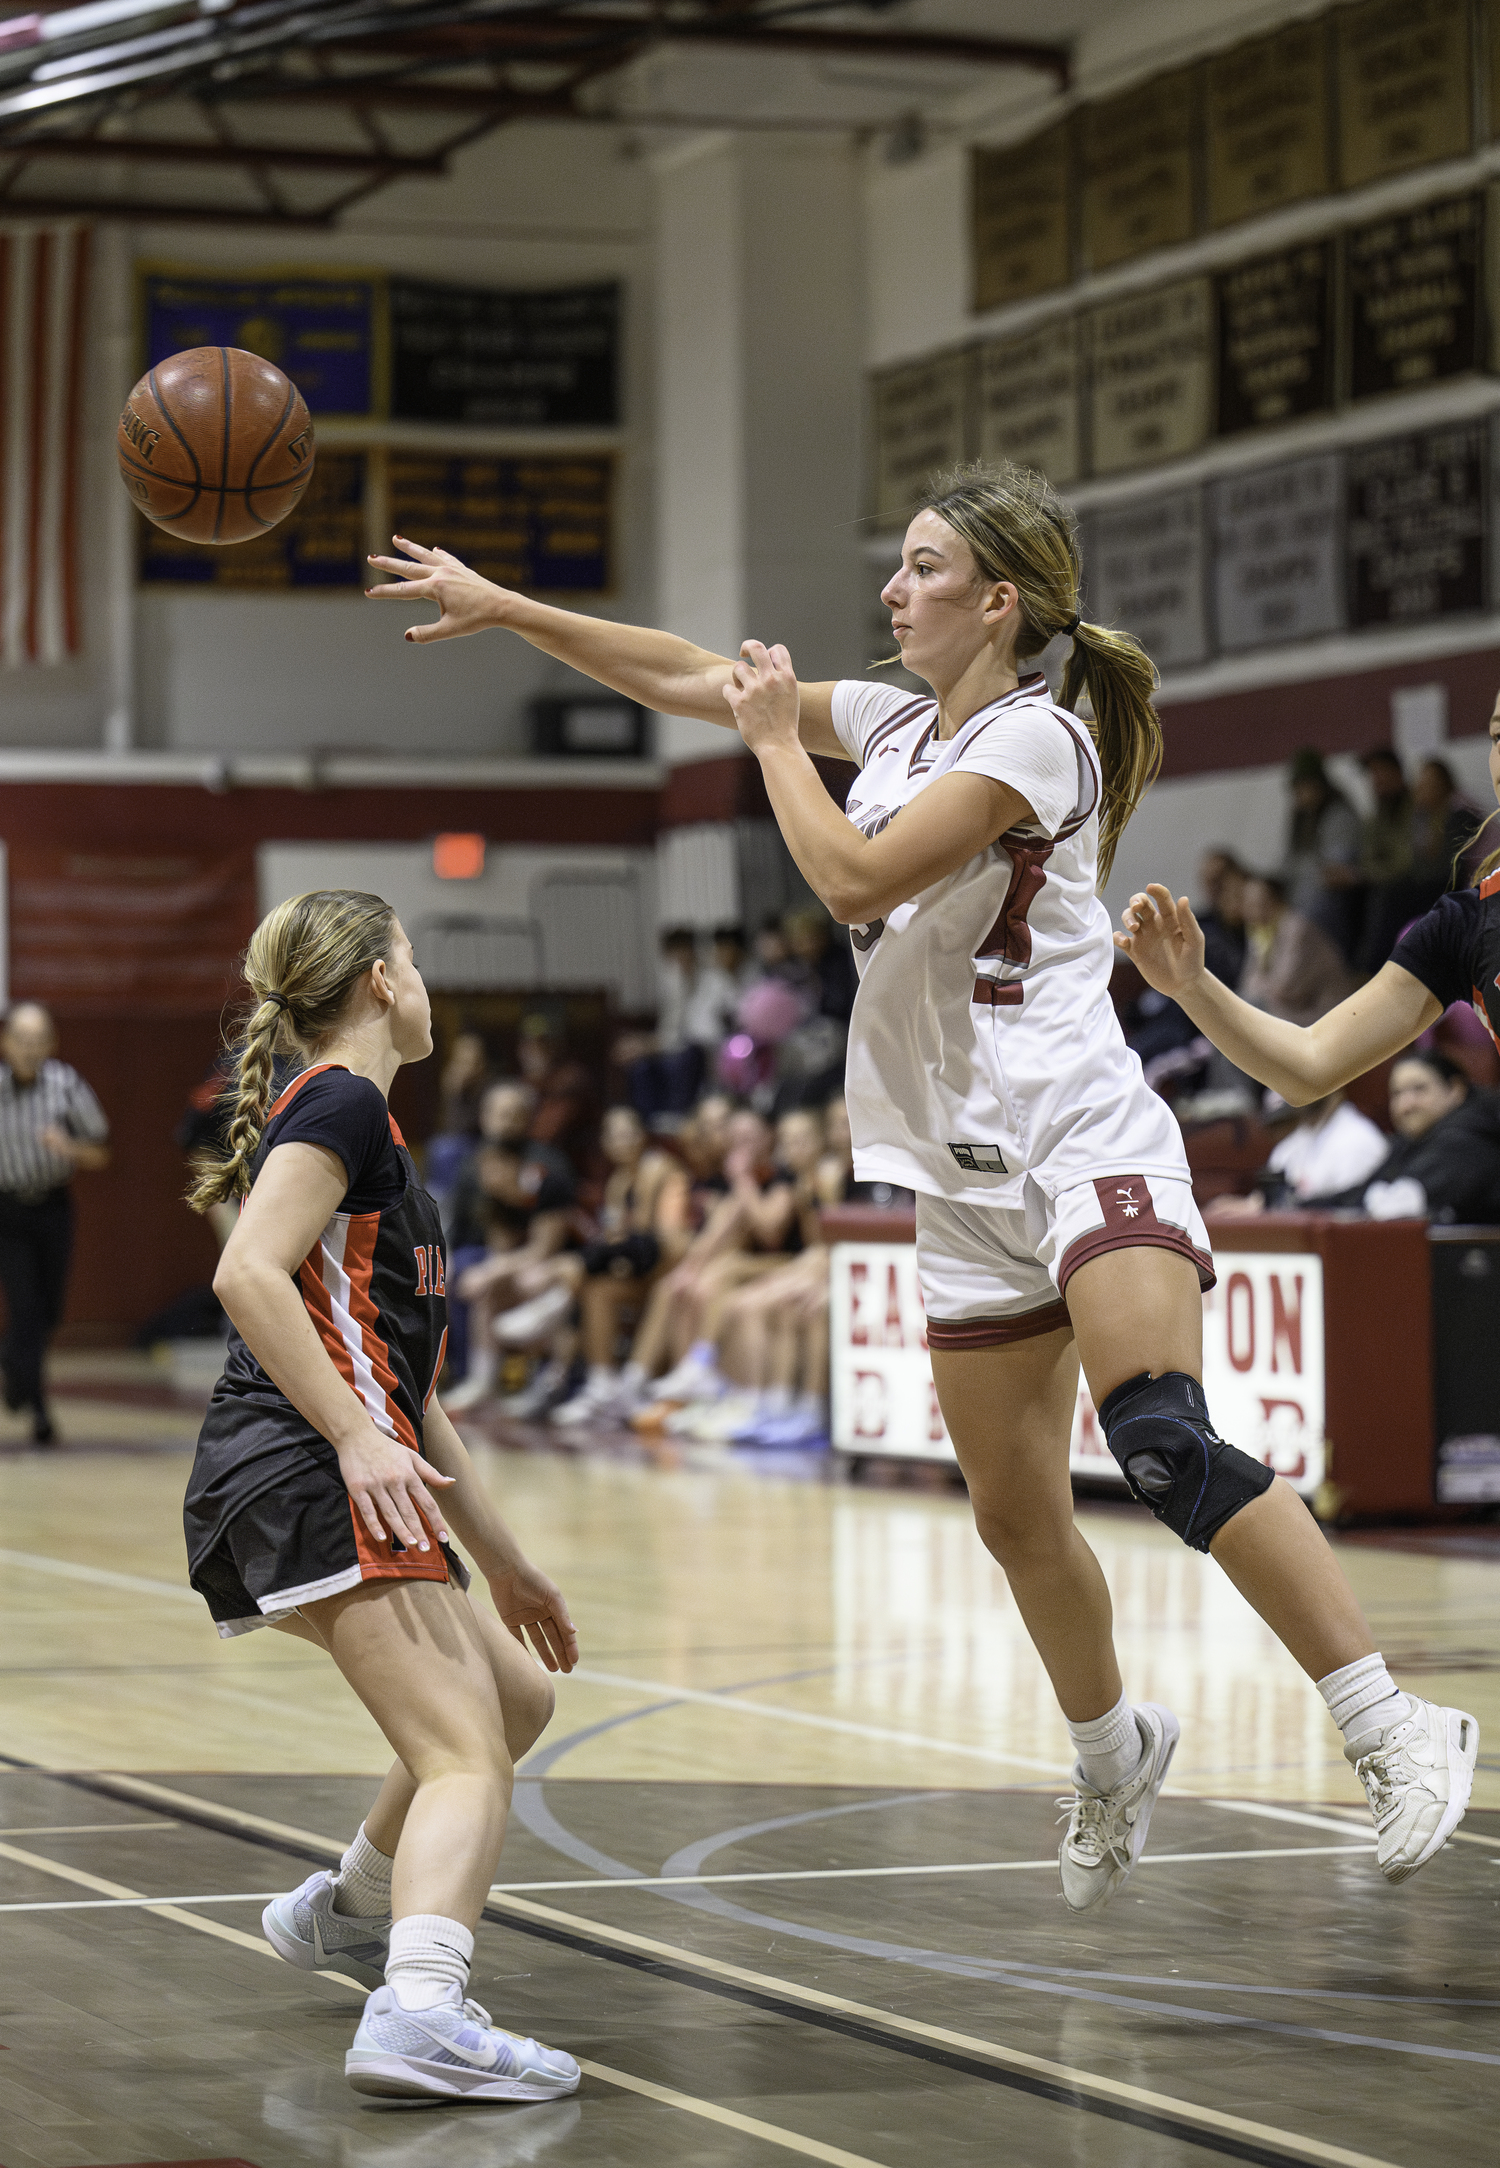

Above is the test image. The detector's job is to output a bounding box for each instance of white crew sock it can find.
[385,1914,474,2010]
[1318,1653,1412,1749]
[1066,1693,1144,1793]
[329,1822,392,1919]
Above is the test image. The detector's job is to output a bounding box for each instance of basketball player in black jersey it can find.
[182,888,581,2103]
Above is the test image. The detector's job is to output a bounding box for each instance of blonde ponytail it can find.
[920,461,1163,884]
[187,890,397,1213]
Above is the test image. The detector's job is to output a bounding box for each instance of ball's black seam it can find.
[143,365,202,516]
[241,375,303,533]
[212,344,231,545]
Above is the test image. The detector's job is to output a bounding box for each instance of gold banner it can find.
[976,320,1081,484]
[1206,20,1332,227]
[971,122,1072,313]
[1336,0,1472,189]
[1080,69,1197,274]
[1086,278,1213,477]
[870,352,971,526]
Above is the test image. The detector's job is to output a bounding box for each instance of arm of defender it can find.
[367,536,848,760]
[1115,885,1441,1104]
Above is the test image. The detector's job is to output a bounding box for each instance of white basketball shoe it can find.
[261,1869,389,1987]
[1348,1697,1479,1883]
[346,1984,581,2101]
[1057,1702,1179,1914]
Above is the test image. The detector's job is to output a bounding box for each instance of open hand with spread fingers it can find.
[366,535,513,644]
[723,639,800,754]
[1114,883,1209,998]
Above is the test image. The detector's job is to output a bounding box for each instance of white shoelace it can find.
[1056,1791,1133,1868]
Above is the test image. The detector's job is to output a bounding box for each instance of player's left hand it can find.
[486,1560,579,1673]
[366,535,509,643]
[724,639,800,752]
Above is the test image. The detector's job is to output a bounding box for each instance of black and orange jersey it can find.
[185,1063,454,1616]
[1391,871,1500,1050]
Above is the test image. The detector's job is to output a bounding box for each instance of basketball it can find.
[116,345,315,545]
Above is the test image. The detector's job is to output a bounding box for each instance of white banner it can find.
[829,1242,1325,1497]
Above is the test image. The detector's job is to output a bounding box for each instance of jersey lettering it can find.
[413,1245,429,1296]
[413,1244,445,1296]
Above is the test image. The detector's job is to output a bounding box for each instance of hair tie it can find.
[1062,613,1081,637]
[264,992,290,1013]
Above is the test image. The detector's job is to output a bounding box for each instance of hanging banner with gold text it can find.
[970,122,1072,313]
[1206,21,1332,229]
[870,352,970,526]
[1079,70,1197,274]
[976,319,1081,484]
[1087,278,1213,476]
[1336,0,1471,189]
[1347,194,1484,400]
[1217,243,1335,435]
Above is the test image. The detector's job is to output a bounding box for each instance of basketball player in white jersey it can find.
[368,463,1476,1908]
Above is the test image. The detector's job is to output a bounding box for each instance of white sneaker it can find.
[494,1284,573,1347]
[346,1984,580,2101]
[262,1870,389,1988]
[440,1372,496,1415]
[652,1353,725,1405]
[551,1371,627,1427]
[500,1358,572,1419]
[1348,1697,1479,1884]
[1057,1703,1179,1914]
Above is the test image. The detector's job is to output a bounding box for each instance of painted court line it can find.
[4,1774,1404,2167]
[0,1843,1376,1911]
[0,1834,900,2168]
[490,1891,1403,2168]
[0,1819,176,1836]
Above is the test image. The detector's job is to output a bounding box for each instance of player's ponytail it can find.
[187,889,397,1213]
[921,461,1162,884]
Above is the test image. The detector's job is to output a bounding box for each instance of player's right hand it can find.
[1114,884,1207,996]
[336,1423,455,1550]
[366,535,510,643]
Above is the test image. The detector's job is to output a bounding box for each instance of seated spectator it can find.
[441,1081,576,1404]
[782,905,857,1025]
[422,1030,491,1219]
[1240,872,1356,1027]
[1283,748,1361,958]
[1298,1050,1500,1224]
[1206,1090,1389,1219]
[1353,748,1415,972]
[1114,956,1206,1101]
[1196,848,1248,988]
[625,1107,803,1429]
[546,1108,693,1426]
[1360,757,1486,971]
[517,1011,597,1172]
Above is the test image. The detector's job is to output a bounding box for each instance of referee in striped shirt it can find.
[0,1004,109,1444]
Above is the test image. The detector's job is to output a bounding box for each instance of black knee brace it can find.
[1097,1371,1273,1553]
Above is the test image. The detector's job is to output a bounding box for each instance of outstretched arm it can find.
[1115,885,1440,1103]
[367,536,847,759]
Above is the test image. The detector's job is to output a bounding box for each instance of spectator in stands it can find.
[517,1011,596,1171]
[1359,757,1486,973]
[422,1030,491,1220]
[1283,748,1361,957]
[1297,1050,1500,1224]
[782,905,857,1025]
[1206,1089,1389,1219]
[1196,848,1248,988]
[546,1107,696,1426]
[1240,871,1356,1028]
[622,928,747,1130]
[441,1080,576,1405]
[0,1003,109,1445]
[1351,748,1415,972]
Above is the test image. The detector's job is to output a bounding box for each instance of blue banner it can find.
[141,267,383,417]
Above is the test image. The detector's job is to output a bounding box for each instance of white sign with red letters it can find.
[829,1243,1325,1498]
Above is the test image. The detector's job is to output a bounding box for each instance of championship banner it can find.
[1086,278,1213,476]
[1084,488,1211,673]
[976,319,1081,484]
[970,122,1072,313]
[7,846,257,1017]
[387,453,612,594]
[1,224,88,668]
[1346,194,1483,401]
[1346,423,1487,627]
[140,264,384,417]
[1079,68,1196,274]
[390,279,618,427]
[139,448,366,589]
[1206,21,1331,229]
[1212,454,1345,653]
[1217,243,1335,435]
[869,351,971,526]
[1336,0,1471,188]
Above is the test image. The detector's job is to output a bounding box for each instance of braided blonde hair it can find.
[187,889,397,1213]
[919,461,1162,884]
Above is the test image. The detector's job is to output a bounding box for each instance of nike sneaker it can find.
[1348,1697,1479,1883]
[262,1869,390,1988]
[1057,1702,1178,1914]
[346,1984,581,2101]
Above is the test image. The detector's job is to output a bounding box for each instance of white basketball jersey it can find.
[832,675,1190,1206]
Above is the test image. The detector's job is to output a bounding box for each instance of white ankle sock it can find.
[1318,1653,1411,1749]
[1066,1694,1143,1792]
[330,1822,392,1919]
[386,1914,474,2010]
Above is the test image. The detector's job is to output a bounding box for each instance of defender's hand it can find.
[723,640,800,753]
[486,1561,579,1673]
[366,535,510,644]
[1114,884,1208,997]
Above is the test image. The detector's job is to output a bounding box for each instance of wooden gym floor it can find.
[0,1354,1497,2168]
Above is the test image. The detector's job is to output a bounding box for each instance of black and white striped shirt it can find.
[0,1059,109,1196]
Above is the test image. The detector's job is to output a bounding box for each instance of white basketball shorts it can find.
[917,1170,1215,1351]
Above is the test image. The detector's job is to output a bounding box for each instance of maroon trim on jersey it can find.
[907,717,941,774]
[972,978,1023,1007]
[860,695,933,767]
[975,839,1055,968]
[1057,1177,1215,1296]
[926,1298,1070,1349]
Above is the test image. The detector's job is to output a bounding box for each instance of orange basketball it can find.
[117,346,315,545]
